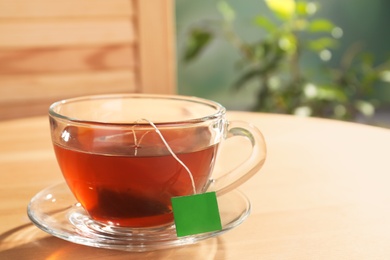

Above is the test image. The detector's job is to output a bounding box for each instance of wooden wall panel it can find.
[135,0,176,94]
[0,45,135,74]
[0,18,135,48]
[0,0,133,18]
[0,70,137,119]
[0,70,137,102]
[0,0,176,120]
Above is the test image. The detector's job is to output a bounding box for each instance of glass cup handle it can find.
[207,121,267,196]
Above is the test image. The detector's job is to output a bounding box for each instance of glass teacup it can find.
[49,94,266,228]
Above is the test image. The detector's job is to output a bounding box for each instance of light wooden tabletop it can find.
[1,112,390,259]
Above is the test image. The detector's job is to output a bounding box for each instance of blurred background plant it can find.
[181,0,390,121]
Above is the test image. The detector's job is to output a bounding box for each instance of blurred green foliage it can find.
[182,0,390,120]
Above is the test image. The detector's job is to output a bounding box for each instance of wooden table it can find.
[1,112,390,259]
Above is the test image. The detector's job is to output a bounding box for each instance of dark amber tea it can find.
[53,126,218,227]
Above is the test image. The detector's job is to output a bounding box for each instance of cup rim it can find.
[49,93,226,126]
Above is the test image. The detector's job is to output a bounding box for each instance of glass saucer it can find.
[27,182,251,252]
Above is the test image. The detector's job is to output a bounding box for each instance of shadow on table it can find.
[0,223,226,259]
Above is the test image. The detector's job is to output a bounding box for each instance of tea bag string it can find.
[136,119,197,195]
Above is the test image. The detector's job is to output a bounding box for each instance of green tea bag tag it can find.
[171,192,222,237]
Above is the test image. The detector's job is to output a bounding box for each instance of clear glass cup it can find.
[49,94,267,228]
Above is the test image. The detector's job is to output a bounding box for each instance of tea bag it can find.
[140,118,223,237]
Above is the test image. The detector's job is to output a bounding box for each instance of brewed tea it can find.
[53,133,218,227]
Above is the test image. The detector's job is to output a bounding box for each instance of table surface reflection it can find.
[1,112,390,259]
